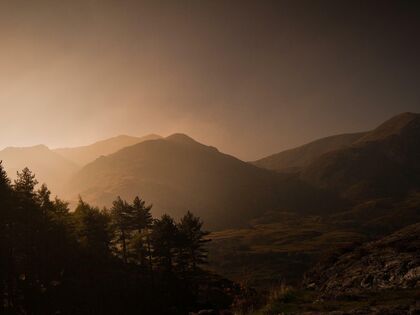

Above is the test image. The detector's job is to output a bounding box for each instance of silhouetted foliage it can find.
[0,163,233,314]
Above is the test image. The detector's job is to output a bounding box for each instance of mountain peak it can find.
[356,112,420,144]
[165,133,219,153]
[166,133,197,144]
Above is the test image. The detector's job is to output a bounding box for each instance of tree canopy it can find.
[0,162,233,314]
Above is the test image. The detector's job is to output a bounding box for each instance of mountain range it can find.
[66,133,337,228]
[0,144,78,193]
[1,112,419,231]
[54,134,161,166]
[0,134,161,195]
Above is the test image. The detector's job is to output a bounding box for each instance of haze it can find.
[0,0,419,160]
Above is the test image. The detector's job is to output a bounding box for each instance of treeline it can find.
[0,162,234,314]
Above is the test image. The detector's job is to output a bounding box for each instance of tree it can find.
[13,167,38,199]
[0,161,12,311]
[177,211,210,272]
[37,184,54,215]
[74,198,112,257]
[0,164,221,313]
[131,196,153,231]
[130,196,153,268]
[110,196,132,263]
[150,214,179,272]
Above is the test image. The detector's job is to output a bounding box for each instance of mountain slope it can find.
[66,134,338,228]
[304,222,420,295]
[253,132,366,173]
[0,145,79,194]
[301,112,420,201]
[54,134,161,166]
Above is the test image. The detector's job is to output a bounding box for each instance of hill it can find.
[208,113,420,287]
[251,223,420,314]
[54,134,161,166]
[66,134,338,229]
[304,222,420,296]
[0,144,79,194]
[301,112,420,201]
[253,132,365,173]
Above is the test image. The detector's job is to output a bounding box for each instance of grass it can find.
[207,212,366,287]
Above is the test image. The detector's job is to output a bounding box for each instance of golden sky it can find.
[0,0,419,160]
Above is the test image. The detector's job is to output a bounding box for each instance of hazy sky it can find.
[0,0,419,160]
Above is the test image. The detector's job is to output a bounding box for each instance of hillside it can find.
[304,222,420,296]
[54,134,161,166]
[208,212,366,287]
[207,113,420,288]
[66,134,338,229]
[251,223,420,314]
[301,112,420,201]
[0,145,79,194]
[253,132,365,173]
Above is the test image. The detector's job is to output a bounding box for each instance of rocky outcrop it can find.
[304,223,420,296]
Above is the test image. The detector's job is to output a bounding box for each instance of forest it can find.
[0,162,245,314]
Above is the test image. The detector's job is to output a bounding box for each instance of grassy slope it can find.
[207,212,366,288]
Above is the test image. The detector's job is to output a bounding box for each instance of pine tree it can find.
[110,196,132,263]
[131,196,153,231]
[74,198,112,257]
[150,214,179,273]
[37,184,54,216]
[0,161,12,312]
[14,167,38,198]
[177,211,210,272]
[130,196,153,268]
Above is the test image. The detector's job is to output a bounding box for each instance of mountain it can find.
[66,134,338,229]
[54,134,161,166]
[0,144,79,194]
[301,112,420,201]
[253,132,366,173]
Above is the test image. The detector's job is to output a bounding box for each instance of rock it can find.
[303,223,420,296]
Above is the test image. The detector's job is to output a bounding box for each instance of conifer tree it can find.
[150,214,179,272]
[110,196,132,263]
[177,211,210,272]
[130,196,153,268]
[74,198,112,257]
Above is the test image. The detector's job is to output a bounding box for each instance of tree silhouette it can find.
[0,163,230,314]
[177,211,210,272]
[151,214,179,273]
[110,196,134,263]
[74,198,112,257]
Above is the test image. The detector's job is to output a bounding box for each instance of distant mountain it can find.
[54,134,161,166]
[253,132,366,173]
[0,145,79,194]
[66,134,337,228]
[301,112,420,201]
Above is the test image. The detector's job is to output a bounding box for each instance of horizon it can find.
[1,0,419,160]
[1,111,418,161]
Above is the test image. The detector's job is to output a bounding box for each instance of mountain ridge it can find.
[0,144,79,194]
[54,134,161,166]
[66,133,339,228]
[301,112,420,201]
[253,132,366,172]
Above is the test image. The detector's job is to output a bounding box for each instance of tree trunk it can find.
[121,229,127,264]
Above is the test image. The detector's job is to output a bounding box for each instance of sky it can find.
[0,0,419,160]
